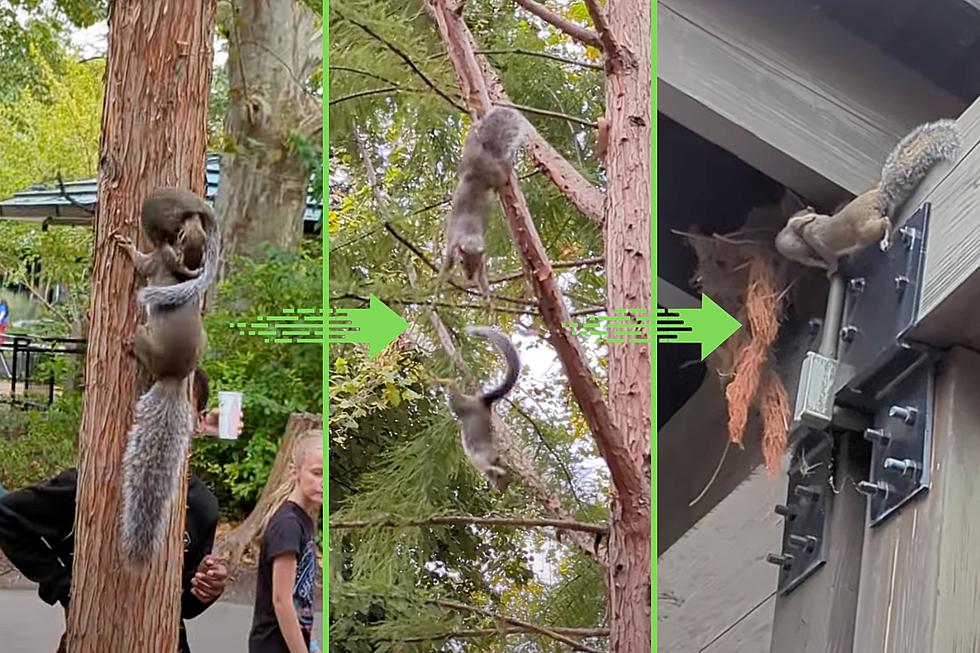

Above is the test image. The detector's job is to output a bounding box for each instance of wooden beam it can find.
[851,348,980,651]
[768,432,867,653]
[905,97,980,349]
[658,468,781,653]
[658,0,964,206]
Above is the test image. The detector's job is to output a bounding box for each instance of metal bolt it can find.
[863,427,889,444]
[888,405,918,425]
[884,457,919,475]
[900,226,918,248]
[848,277,866,293]
[794,485,821,500]
[840,325,858,342]
[856,480,887,496]
[774,504,796,519]
[766,553,794,569]
[788,534,817,552]
[895,275,910,292]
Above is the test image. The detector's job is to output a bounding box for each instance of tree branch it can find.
[427,0,643,505]
[583,0,622,68]
[336,11,467,113]
[429,1,604,225]
[330,515,607,534]
[391,627,609,643]
[512,0,603,50]
[496,101,596,129]
[431,598,606,653]
[351,128,601,562]
[490,256,603,284]
[475,48,603,70]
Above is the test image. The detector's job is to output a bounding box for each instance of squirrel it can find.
[113,230,208,566]
[775,119,960,275]
[432,107,529,307]
[137,187,220,309]
[438,326,521,492]
[140,187,212,271]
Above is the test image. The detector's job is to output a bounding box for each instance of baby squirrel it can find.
[439,326,521,492]
[112,189,220,566]
[775,119,960,274]
[138,188,220,309]
[140,187,212,271]
[434,107,529,304]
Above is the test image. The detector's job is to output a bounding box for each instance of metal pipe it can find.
[819,273,846,359]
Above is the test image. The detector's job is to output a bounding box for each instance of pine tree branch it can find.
[502,396,582,504]
[331,292,542,316]
[474,49,603,70]
[512,0,603,50]
[430,598,606,653]
[335,11,467,113]
[583,0,622,68]
[495,101,596,129]
[328,86,403,106]
[330,515,607,533]
[490,256,603,284]
[389,626,610,642]
[427,0,644,507]
[428,1,604,225]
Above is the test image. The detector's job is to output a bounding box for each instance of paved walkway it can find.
[0,589,323,651]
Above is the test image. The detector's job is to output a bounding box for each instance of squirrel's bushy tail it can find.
[466,326,520,403]
[119,379,195,566]
[138,211,221,309]
[880,119,960,211]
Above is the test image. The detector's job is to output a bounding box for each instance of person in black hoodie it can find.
[0,367,237,653]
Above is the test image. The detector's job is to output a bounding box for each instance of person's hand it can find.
[195,409,244,438]
[190,555,228,603]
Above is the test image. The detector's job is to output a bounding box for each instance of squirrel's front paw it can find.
[122,337,135,355]
[112,232,135,250]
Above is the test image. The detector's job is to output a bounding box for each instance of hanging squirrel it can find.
[432,107,530,307]
[775,119,960,274]
[437,326,521,491]
[113,189,219,566]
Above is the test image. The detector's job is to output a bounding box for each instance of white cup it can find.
[218,391,243,440]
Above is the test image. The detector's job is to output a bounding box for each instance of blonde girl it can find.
[248,429,323,653]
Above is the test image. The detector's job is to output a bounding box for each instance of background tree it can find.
[328,0,650,650]
[66,1,216,650]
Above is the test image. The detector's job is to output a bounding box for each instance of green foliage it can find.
[328,1,610,648]
[0,223,92,334]
[192,240,323,519]
[0,52,103,200]
[0,390,82,489]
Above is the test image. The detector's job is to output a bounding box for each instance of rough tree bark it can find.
[600,0,653,650]
[217,412,323,565]
[66,2,215,651]
[216,0,322,268]
[425,1,651,650]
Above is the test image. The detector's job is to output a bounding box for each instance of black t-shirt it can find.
[249,500,317,652]
[0,468,219,653]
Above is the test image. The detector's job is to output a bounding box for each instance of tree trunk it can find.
[217,412,322,565]
[66,2,215,651]
[603,0,653,651]
[216,0,321,269]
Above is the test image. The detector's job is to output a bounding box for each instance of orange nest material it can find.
[685,231,792,473]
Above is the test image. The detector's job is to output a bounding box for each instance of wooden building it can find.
[658,1,980,650]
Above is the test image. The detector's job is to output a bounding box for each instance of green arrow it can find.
[327,295,409,357]
[657,294,742,360]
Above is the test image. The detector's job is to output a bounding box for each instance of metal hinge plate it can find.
[768,429,834,595]
[857,360,935,526]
